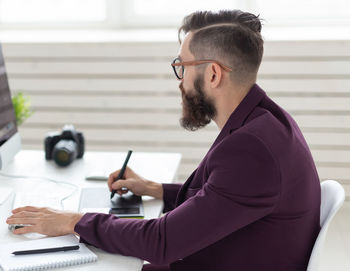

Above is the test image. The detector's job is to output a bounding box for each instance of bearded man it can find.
[7,10,321,271]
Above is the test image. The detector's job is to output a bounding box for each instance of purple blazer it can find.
[75,84,321,271]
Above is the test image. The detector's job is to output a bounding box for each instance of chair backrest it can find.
[307,180,345,271]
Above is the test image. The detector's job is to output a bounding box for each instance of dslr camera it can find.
[44,125,85,166]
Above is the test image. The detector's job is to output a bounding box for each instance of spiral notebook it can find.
[0,234,97,271]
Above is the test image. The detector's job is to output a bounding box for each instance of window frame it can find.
[0,0,349,29]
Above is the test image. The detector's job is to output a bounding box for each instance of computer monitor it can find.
[0,44,21,170]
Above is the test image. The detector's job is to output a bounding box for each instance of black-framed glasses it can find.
[171,57,232,80]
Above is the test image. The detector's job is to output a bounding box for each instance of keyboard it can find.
[0,187,14,205]
[13,192,62,210]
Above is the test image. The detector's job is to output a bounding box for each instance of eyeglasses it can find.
[171,57,232,80]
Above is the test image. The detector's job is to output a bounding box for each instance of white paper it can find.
[0,234,97,271]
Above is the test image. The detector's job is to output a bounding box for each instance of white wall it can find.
[2,39,350,197]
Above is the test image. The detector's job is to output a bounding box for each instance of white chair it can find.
[307,180,345,271]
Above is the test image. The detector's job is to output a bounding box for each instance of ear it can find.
[207,63,222,88]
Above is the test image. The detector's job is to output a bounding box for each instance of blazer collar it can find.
[210,83,266,149]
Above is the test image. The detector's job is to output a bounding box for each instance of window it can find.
[0,0,349,28]
[253,0,350,26]
[120,0,239,27]
[0,0,108,28]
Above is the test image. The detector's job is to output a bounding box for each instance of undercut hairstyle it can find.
[179,10,264,85]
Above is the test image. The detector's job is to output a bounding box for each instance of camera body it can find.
[44,125,84,166]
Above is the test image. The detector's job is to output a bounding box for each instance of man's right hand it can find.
[107,167,163,199]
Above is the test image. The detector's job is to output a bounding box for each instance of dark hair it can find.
[178,10,264,85]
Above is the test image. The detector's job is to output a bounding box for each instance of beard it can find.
[179,75,217,131]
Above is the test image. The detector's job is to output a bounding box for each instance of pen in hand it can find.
[110,150,133,199]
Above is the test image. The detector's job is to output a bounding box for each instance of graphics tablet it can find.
[79,187,144,219]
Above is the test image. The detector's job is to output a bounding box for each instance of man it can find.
[6,10,320,271]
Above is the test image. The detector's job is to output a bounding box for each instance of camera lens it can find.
[52,140,78,166]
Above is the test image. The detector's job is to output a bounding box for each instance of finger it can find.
[12,206,44,214]
[6,217,38,225]
[109,166,132,182]
[108,169,122,191]
[13,225,38,235]
[8,211,40,220]
[117,189,129,196]
[111,179,132,191]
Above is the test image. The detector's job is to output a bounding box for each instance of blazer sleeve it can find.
[162,183,182,213]
[74,132,281,266]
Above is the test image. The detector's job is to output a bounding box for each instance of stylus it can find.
[110,150,133,199]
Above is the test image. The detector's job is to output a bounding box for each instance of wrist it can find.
[68,212,84,235]
[145,181,164,199]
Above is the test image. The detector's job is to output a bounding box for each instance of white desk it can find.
[0,150,181,271]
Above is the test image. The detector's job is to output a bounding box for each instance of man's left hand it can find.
[6,206,83,236]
